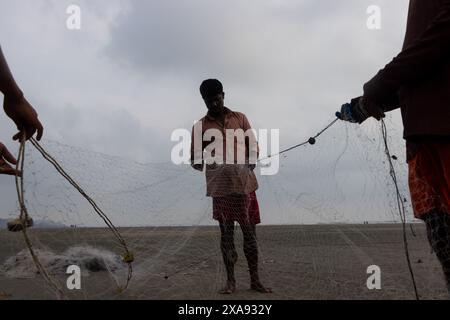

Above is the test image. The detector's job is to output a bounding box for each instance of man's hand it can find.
[360,96,385,121]
[3,93,43,141]
[338,96,385,124]
[0,142,21,176]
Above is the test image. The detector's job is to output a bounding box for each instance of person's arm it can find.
[242,114,258,169]
[363,0,450,107]
[191,121,204,171]
[0,46,43,141]
[0,47,22,98]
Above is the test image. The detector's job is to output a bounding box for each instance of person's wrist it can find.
[3,80,23,100]
[351,97,369,123]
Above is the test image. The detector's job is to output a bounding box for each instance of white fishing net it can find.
[0,115,449,300]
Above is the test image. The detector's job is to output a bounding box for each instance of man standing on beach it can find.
[0,45,44,176]
[339,1,450,293]
[191,79,271,294]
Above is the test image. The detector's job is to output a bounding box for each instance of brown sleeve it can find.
[242,113,252,131]
[363,1,450,109]
[242,114,259,160]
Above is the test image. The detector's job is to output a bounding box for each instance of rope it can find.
[12,136,134,296]
[258,117,339,162]
[15,133,66,299]
[254,115,420,299]
[381,119,419,300]
[29,137,134,291]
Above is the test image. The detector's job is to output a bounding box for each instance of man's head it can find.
[200,79,225,114]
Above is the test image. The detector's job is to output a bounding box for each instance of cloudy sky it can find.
[0,0,412,225]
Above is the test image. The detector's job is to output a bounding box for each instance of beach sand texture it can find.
[0,224,449,300]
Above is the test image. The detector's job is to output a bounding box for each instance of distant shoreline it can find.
[0,221,423,232]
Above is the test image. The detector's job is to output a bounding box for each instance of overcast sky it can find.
[0,0,412,225]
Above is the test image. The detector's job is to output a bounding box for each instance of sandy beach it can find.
[0,224,449,300]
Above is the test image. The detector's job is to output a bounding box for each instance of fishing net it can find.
[0,114,449,300]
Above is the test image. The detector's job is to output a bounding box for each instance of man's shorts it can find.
[408,140,450,219]
[213,191,261,225]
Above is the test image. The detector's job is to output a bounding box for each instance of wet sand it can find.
[0,224,449,300]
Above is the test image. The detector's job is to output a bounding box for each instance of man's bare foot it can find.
[250,281,272,293]
[219,281,236,294]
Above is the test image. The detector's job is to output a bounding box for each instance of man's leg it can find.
[423,211,450,294]
[240,224,272,293]
[407,140,450,294]
[219,221,237,294]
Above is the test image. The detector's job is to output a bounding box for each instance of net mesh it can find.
[0,115,449,299]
